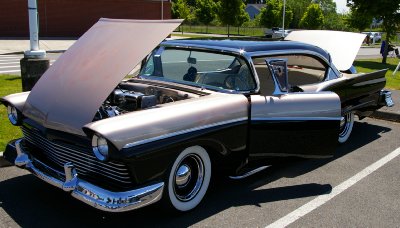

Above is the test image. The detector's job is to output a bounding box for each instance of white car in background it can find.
[265,27,292,39]
[362,32,382,42]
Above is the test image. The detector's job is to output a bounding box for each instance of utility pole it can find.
[282,0,286,38]
[161,0,164,20]
[20,0,49,91]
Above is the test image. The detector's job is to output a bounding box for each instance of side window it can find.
[141,54,154,76]
[283,55,327,86]
[253,54,328,95]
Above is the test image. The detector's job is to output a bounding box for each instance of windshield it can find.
[139,48,256,91]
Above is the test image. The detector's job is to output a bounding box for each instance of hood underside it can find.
[23,18,182,136]
[285,30,366,71]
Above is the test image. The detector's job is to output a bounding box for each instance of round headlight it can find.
[7,105,20,125]
[92,134,109,161]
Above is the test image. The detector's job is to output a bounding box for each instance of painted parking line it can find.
[0,54,22,57]
[0,59,20,62]
[0,56,22,58]
[266,147,400,228]
[0,69,21,74]
[0,65,19,69]
[0,62,20,65]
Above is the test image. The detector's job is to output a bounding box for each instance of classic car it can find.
[1,19,393,213]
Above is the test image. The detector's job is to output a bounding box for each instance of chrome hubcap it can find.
[173,154,204,202]
[340,116,346,129]
[175,165,191,188]
[339,113,351,137]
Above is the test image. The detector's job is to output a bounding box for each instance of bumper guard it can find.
[13,139,164,212]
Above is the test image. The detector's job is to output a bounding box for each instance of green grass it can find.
[0,75,22,151]
[171,33,214,39]
[354,58,400,90]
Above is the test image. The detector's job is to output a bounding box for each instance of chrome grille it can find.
[21,126,133,190]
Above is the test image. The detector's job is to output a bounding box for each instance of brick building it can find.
[0,0,171,37]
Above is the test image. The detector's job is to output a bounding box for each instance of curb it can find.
[0,50,66,55]
[0,151,12,168]
[370,110,400,122]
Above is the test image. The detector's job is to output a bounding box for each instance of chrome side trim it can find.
[123,117,248,149]
[229,166,270,180]
[252,117,341,121]
[14,139,164,212]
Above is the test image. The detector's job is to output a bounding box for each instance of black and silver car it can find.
[1,19,393,213]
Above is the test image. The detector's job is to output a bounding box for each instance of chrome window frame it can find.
[248,50,335,94]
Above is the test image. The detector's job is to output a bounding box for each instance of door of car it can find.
[249,59,341,158]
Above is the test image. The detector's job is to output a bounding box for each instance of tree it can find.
[299,3,324,29]
[171,0,190,20]
[196,0,217,33]
[313,0,336,14]
[345,8,372,32]
[259,0,293,28]
[217,0,249,37]
[325,13,348,31]
[287,0,311,28]
[347,0,400,63]
[312,0,346,30]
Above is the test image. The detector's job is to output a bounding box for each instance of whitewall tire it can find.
[166,146,211,212]
[338,111,355,143]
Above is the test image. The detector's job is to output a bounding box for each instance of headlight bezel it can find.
[92,134,109,162]
[7,105,21,125]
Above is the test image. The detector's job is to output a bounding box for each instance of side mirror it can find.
[266,59,289,93]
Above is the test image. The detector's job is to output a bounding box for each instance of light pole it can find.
[21,0,49,91]
[161,0,164,20]
[25,0,46,58]
[282,0,286,38]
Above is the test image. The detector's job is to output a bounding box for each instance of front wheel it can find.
[338,111,355,143]
[166,146,211,212]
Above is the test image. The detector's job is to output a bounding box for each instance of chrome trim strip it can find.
[229,166,270,180]
[123,117,248,149]
[14,139,164,212]
[251,117,341,121]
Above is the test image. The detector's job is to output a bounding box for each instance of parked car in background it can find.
[362,32,382,43]
[1,20,393,214]
[265,27,292,38]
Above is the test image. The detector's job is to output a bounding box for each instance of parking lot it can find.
[0,117,399,227]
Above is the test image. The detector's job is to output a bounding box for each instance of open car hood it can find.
[23,18,183,135]
[285,30,366,71]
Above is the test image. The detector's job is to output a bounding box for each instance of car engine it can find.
[93,84,194,121]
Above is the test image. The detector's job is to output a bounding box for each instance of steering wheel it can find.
[223,75,248,90]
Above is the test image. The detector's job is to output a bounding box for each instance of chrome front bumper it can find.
[13,139,164,212]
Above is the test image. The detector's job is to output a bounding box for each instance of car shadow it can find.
[0,120,391,227]
[4,76,21,81]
